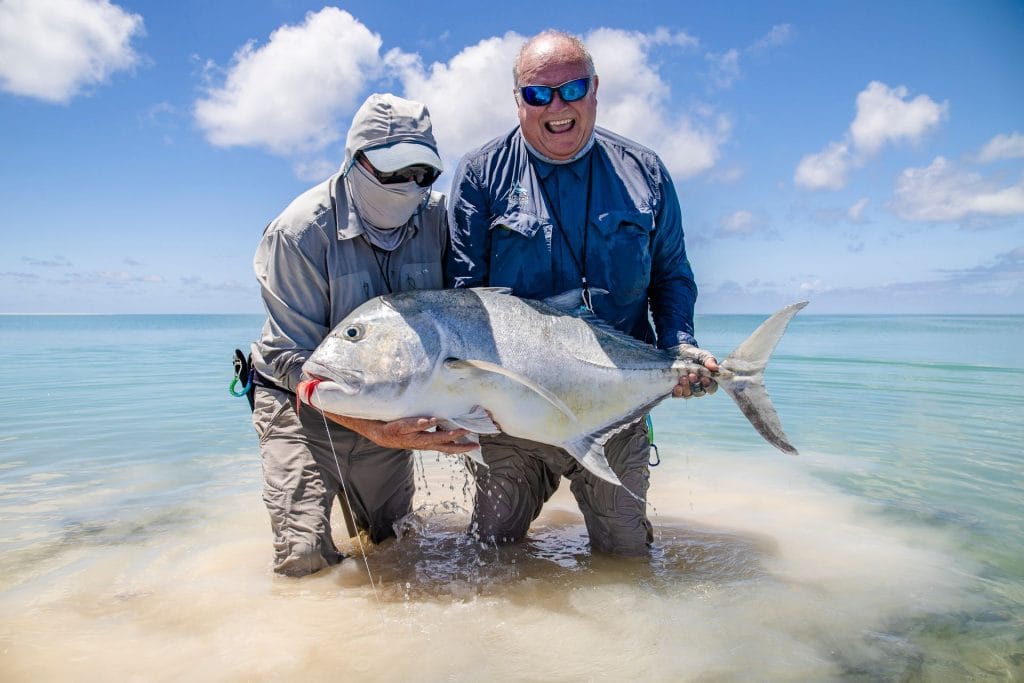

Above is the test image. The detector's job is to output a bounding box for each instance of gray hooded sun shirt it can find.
[251,94,446,392]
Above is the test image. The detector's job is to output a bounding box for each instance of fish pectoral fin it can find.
[439,406,501,435]
[444,358,578,423]
[562,400,668,487]
[465,445,486,468]
[432,426,488,469]
[562,437,621,486]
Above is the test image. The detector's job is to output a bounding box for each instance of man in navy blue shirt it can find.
[446,30,718,555]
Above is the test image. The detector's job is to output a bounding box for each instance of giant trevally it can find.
[298,288,807,486]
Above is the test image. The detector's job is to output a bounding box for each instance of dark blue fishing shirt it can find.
[446,126,699,349]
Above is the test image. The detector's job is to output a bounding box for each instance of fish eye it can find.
[341,324,365,341]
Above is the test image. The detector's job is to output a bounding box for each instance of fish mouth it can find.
[302,364,365,395]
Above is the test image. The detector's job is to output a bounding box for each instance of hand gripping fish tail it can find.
[707,301,809,455]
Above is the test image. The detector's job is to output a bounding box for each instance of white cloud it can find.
[193,7,382,155]
[191,21,725,181]
[847,197,870,222]
[890,156,1024,222]
[974,132,1024,163]
[586,28,728,179]
[393,27,726,181]
[749,24,795,53]
[849,81,948,155]
[714,166,747,184]
[705,49,740,89]
[702,24,793,92]
[0,0,143,103]
[719,210,757,236]
[795,81,947,190]
[390,33,524,172]
[799,279,832,294]
[58,270,164,287]
[794,142,852,190]
[293,158,340,183]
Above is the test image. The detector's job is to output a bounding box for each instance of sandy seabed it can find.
[0,450,1000,681]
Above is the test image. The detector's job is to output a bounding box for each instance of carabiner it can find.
[230,349,253,397]
[645,414,660,466]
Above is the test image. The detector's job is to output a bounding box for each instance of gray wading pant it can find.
[471,422,653,555]
[252,387,414,577]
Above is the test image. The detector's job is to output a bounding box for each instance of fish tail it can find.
[716,302,808,454]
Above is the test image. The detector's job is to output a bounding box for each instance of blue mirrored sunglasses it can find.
[519,77,591,107]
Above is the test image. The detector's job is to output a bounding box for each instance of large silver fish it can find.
[300,288,807,486]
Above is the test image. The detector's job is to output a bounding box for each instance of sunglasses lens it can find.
[520,78,590,106]
[520,85,553,107]
[379,165,439,187]
[411,166,440,187]
[559,78,589,102]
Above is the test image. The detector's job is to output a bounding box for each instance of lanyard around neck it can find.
[531,153,595,312]
[361,235,393,293]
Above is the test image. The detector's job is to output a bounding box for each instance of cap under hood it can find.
[343,94,442,173]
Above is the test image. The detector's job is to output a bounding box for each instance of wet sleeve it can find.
[253,229,330,391]
[445,158,491,288]
[648,160,699,348]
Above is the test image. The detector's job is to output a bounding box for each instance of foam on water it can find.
[0,448,1000,681]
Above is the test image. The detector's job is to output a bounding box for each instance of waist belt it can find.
[253,370,295,396]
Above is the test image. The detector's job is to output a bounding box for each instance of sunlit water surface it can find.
[0,313,1021,681]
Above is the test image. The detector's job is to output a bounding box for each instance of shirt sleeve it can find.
[648,160,700,348]
[252,227,330,391]
[445,157,491,288]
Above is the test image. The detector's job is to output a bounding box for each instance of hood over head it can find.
[343,93,443,173]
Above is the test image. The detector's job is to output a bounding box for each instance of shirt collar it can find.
[521,132,595,180]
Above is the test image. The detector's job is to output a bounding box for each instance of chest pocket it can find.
[398,262,441,291]
[488,208,550,296]
[593,209,655,305]
[328,269,375,325]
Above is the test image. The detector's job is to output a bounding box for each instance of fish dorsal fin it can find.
[540,296,675,368]
[538,290,674,367]
[541,288,609,314]
[437,405,501,435]
[444,358,578,423]
[561,397,668,486]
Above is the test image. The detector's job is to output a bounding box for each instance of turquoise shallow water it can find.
[0,312,1022,680]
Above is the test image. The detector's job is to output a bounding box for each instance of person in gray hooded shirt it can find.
[250,93,473,577]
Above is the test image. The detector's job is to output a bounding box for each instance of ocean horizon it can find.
[1,311,1022,680]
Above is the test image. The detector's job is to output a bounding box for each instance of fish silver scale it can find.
[302,288,808,485]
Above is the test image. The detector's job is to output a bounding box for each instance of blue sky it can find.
[1,0,1022,314]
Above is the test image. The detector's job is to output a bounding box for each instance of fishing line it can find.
[312,384,385,617]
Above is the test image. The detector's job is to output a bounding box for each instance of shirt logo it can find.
[510,184,529,210]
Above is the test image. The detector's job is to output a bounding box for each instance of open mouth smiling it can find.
[545,117,575,134]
